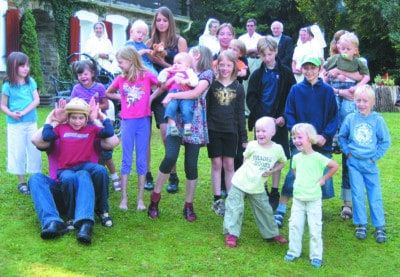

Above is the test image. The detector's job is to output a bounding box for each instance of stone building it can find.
[0,0,192,95]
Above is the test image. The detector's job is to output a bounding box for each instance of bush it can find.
[20,9,44,92]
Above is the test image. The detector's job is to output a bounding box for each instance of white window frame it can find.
[0,0,8,72]
[105,14,129,52]
[75,10,98,54]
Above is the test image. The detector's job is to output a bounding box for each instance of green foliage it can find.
[374,75,395,86]
[20,9,44,91]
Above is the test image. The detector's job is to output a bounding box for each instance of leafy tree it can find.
[20,9,44,91]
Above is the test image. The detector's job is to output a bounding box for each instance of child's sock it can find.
[276,203,287,215]
[110,172,118,180]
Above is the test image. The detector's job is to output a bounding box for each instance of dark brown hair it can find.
[5,52,30,85]
[148,6,179,49]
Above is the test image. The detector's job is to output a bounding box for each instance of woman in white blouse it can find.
[84,22,116,73]
[198,18,220,56]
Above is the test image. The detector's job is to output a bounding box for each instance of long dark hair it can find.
[148,6,179,49]
[5,52,30,85]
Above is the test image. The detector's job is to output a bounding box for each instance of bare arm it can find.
[1,95,20,120]
[262,161,285,177]
[319,160,339,186]
[177,36,188,52]
[106,85,121,101]
[20,89,40,116]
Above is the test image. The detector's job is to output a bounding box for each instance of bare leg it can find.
[119,174,129,210]
[211,157,222,195]
[18,175,25,184]
[137,174,146,210]
[154,170,169,194]
[185,179,197,203]
[223,157,234,192]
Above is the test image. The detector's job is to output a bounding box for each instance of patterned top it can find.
[173,69,214,145]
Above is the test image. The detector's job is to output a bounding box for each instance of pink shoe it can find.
[225,234,237,248]
[183,205,197,222]
[147,201,159,219]
[266,234,288,244]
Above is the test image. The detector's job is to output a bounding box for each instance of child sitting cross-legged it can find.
[284,123,338,268]
[223,116,288,248]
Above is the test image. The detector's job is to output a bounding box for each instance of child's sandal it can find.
[340,206,352,220]
[18,183,30,195]
[355,225,367,240]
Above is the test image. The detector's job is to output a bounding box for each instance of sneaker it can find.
[183,128,192,136]
[144,172,154,191]
[310,258,322,268]
[284,254,296,262]
[148,201,159,219]
[225,234,237,248]
[112,177,121,192]
[274,212,285,228]
[18,183,30,195]
[374,227,387,243]
[183,205,197,222]
[340,206,352,220]
[212,199,225,216]
[99,213,113,227]
[266,235,288,244]
[166,174,179,194]
[168,125,179,136]
[355,224,367,240]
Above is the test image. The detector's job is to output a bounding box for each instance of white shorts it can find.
[7,122,42,175]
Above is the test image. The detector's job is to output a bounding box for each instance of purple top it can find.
[70,82,107,104]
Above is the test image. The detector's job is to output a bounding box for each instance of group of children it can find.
[0,22,391,264]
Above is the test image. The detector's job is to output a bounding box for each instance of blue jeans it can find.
[58,162,109,214]
[281,147,335,199]
[29,172,94,228]
[165,98,194,124]
[347,157,385,227]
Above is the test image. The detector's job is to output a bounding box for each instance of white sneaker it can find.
[212,199,225,216]
[112,177,121,192]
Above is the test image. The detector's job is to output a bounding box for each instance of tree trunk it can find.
[373,85,399,112]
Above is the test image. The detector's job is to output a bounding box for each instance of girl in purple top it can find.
[107,46,159,211]
[70,60,120,192]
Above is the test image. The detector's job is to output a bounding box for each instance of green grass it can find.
[0,108,399,276]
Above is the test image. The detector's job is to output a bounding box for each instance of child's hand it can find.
[316,135,326,147]
[161,93,173,106]
[262,170,273,177]
[138,49,151,56]
[237,68,247,77]
[89,101,100,122]
[242,142,248,149]
[10,111,22,120]
[318,178,326,186]
[275,116,285,127]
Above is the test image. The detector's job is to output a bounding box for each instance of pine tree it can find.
[20,9,44,92]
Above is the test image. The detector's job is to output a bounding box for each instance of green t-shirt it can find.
[324,54,369,75]
[232,141,287,194]
[292,152,330,201]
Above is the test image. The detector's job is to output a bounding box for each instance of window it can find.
[0,0,8,71]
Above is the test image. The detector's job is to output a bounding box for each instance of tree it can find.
[20,9,44,91]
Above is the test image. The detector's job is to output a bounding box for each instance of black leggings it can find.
[159,135,201,180]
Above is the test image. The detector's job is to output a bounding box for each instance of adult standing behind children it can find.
[199,18,220,56]
[146,6,188,194]
[147,45,214,222]
[274,56,339,228]
[1,51,42,195]
[270,21,294,69]
[246,36,296,210]
[84,22,116,74]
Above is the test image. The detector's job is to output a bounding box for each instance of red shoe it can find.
[183,206,197,222]
[225,234,237,248]
[148,201,159,219]
[268,235,288,244]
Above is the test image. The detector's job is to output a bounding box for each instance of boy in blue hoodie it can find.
[274,56,339,227]
[338,85,390,243]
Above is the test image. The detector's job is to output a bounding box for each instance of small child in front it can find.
[223,117,288,248]
[338,85,390,243]
[158,52,199,136]
[284,123,338,268]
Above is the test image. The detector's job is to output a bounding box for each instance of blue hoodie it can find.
[285,78,339,151]
[338,111,390,161]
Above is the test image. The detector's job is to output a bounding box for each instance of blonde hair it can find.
[257,35,278,53]
[131,19,149,34]
[116,46,147,81]
[229,39,247,57]
[338,32,359,48]
[255,116,276,135]
[354,84,375,102]
[217,49,238,80]
[291,123,318,144]
[173,52,193,68]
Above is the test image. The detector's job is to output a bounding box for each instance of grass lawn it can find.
[0,107,399,276]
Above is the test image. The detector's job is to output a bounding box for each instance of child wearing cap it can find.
[274,55,339,228]
[42,97,115,236]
